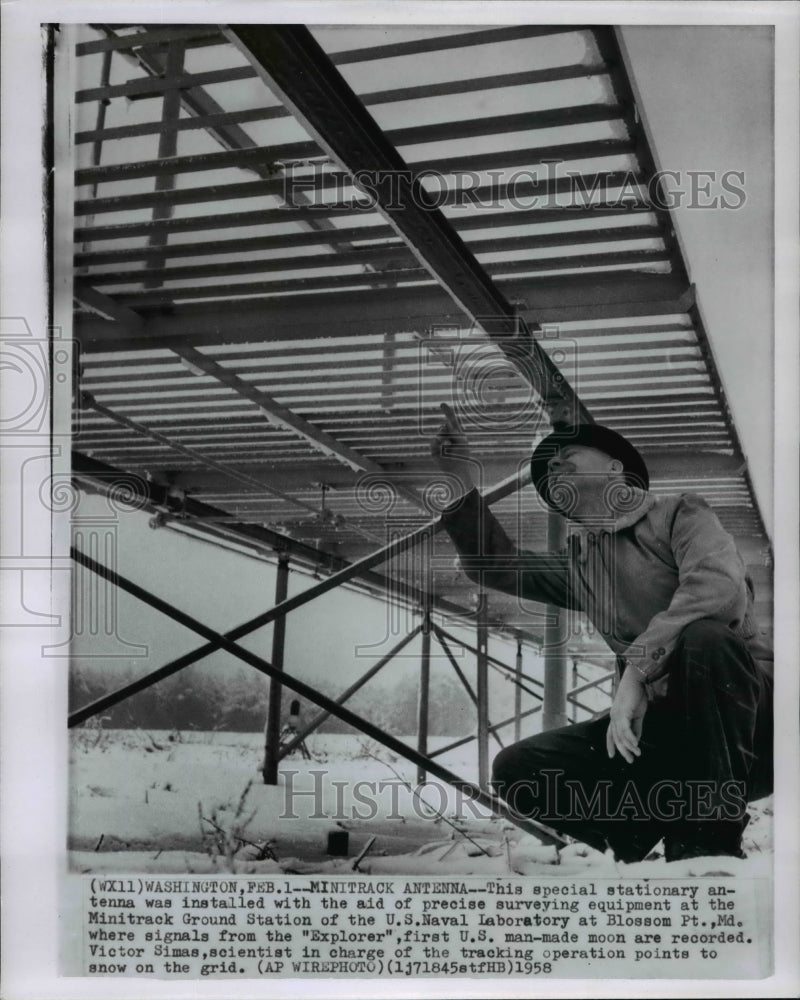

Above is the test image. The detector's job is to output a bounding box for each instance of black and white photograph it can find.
[1,2,798,998]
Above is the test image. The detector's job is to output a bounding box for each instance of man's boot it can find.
[664,815,750,862]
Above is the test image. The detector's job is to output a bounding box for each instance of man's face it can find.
[547,444,619,487]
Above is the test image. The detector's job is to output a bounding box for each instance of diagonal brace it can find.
[70,545,566,845]
[278,624,422,759]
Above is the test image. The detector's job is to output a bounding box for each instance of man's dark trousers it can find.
[492,619,773,861]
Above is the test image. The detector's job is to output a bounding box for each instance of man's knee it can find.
[492,743,529,787]
[491,736,552,790]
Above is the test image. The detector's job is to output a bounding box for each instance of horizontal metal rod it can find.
[75,166,644,218]
[75,272,690,350]
[75,104,627,186]
[567,671,617,699]
[406,625,545,694]
[76,65,257,103]
[80,354,704,397]
[76,25,222,56]
[81,392,327,520]
[278,625,422,759]
[81,329,693,368]
[485,660,545,703]
[327,25,587,65]
[70,545,565,844]
[75,220,659,268]
[74,203,650,244]
[90,247,668,290]
[111,255,668,307]
[77,103,287,145]
[74,62,610,142]
[73,449,529,656]
[71,451,499,629]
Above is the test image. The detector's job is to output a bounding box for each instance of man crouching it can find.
[432,406,773,862]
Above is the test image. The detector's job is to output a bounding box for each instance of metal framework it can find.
[65,23,772,838]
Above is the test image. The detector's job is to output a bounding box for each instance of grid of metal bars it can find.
[70,21,772,655]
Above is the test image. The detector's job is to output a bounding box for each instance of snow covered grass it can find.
[69,728,773,879]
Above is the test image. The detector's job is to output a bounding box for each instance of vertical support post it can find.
[571,658,579,724]
[476,592,490,790]
[514,633,523,742]
[542,511,568,731]
[416,598,432,785]
[263,552,290,785]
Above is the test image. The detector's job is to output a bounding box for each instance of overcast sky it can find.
[621,25,774,532]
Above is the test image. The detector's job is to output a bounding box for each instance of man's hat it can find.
[530,424,649,511]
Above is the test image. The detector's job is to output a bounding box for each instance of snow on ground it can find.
[69,729,773,879]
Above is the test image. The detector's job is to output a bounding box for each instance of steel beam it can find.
[542,511,569,731]
[416,603,432,784]
[74,280,144,329]
[327,25,586,64]
[476,595,490,790]
[222,27,595,419]
[262,553,290,784]
[76,221,659,268]
[90,248,669,291]
[77,286,429,509]
[75,62,610,143]
[168,345,426,502]
[72,451,535,643]
[74,306,429,511]
[74,165,641,221]
[74,273,692,351]
[591,27,688,285]
[70,454,502,676]
[108,257,671,307]
[79,392,329,520]
[75,65,256,104]
[514,636,523,742]
[75,203,650,244]
[70,544,566,844]
[571,661,579,724]
[76,25,221,57]
[76,106,627,186]
[596,27,768,544]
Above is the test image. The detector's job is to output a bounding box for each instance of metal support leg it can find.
[71,545,567,845]
[416,603,431,785]
[542,511,568,731]
[263,553,290,784]
[476,593,490,789]
[514,634,523,742]
[571,659,579,724]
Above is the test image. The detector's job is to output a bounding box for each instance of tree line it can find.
[69,660,484,737]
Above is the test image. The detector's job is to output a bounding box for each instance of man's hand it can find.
[606,668,648,764]
[430,403,476,494]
